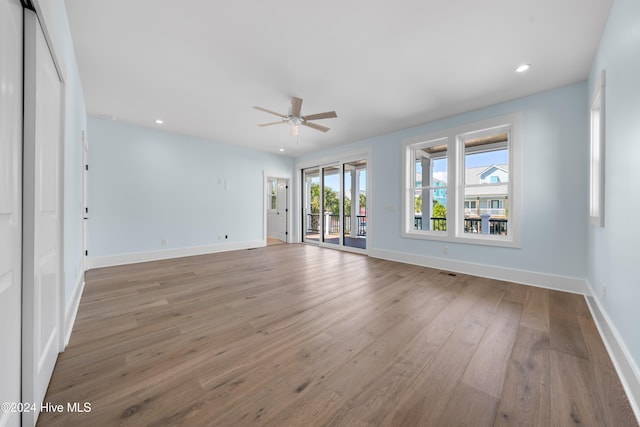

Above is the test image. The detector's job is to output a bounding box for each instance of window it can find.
[267,179,277,210]
[462,130,509,237]
[590,70,606,227]
[409,138,448,233]
[464,200,477,213]
[402,114,521,247]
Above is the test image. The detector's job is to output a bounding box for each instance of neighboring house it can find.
[464,164,509,218]
[417,165,508,219]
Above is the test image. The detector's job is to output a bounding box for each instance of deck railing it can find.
[413,215,508,235]
[306,213,367,236]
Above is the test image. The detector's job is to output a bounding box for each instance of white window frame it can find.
[267,178,277,212]
[590,70,606,227]
[402,113,522,247]
[404,136,450,237]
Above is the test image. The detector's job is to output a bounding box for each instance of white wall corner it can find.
[87,240,266,270]
[63,274,85,348]
[584,281,640,424]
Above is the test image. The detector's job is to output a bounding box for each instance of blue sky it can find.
[323,169,366,194]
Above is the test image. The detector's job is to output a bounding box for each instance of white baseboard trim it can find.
[63,274,85,348]
[584,282,640,423]
[368,248,587,294]
[87,240,266,270]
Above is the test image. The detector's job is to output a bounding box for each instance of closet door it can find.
[22,9,64,427]
[0,1,23,426]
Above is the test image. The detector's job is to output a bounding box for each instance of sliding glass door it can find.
[302,168,320,243]
[302,157,367,251]
[343,160,367,250]
[322,166,341,247]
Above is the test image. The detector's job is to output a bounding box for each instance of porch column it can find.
[351,167,358,237]
[306,179,312,231]
[480,214,491,234]
[421,156,431,230]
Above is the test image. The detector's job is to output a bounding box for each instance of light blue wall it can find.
[87,118,295,257]
[298,82,589,278]
[588,0,640,372]
[34,0,88,307]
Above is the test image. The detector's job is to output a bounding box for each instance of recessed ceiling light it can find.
[155,119,164,124]
[279,148,285,152]
[515,64,531,73]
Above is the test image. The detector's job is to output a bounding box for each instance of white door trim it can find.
[263,172,291,245]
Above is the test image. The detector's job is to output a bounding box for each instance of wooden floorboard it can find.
[38,244,637,426]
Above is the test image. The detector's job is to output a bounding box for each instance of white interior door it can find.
[22,9,63,427]
[276,179,288,242]
[0,1,23,426]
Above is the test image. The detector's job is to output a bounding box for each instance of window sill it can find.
[402,230,521,248]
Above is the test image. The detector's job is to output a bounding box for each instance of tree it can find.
[432,200,447,231]
[432,200,446,218]
[310,183,320,213]
[324,187,340,214]
[415,194,422,214]
[309,183,340,215]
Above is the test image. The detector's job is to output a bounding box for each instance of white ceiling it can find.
[64,0,612,157]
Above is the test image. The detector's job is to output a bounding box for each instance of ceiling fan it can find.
[254,96,337,136]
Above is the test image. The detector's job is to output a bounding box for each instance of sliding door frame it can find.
[295,147,371,254]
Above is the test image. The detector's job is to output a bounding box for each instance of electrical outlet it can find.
[161,239,168,246]
[443,246,448,255]
[225,235,228,239]
[601,283,607,300]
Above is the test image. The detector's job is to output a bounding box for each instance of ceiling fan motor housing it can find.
[287,115,304,126]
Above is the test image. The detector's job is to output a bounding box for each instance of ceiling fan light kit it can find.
[254,96,337,136]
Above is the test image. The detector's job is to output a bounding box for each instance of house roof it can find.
[465,164,508,197]
[466,164,509,185]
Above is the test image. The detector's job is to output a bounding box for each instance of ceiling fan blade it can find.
[291,97,303,117]
[253,106,287,118]
[258,121,285,127]
[303,121,330,133]
[303,111,337,121]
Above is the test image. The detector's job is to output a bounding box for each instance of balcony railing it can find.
[306,213,367,236]
[464,208,506,217]
[464,217,507,235]
[414,217,446,231]
[413,215,508,235]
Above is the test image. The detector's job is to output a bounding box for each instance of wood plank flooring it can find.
[38,244,637,426]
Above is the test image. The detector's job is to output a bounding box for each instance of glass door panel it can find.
[343,160,366,250]
[302,168,320,243]
[322,166,341,246]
